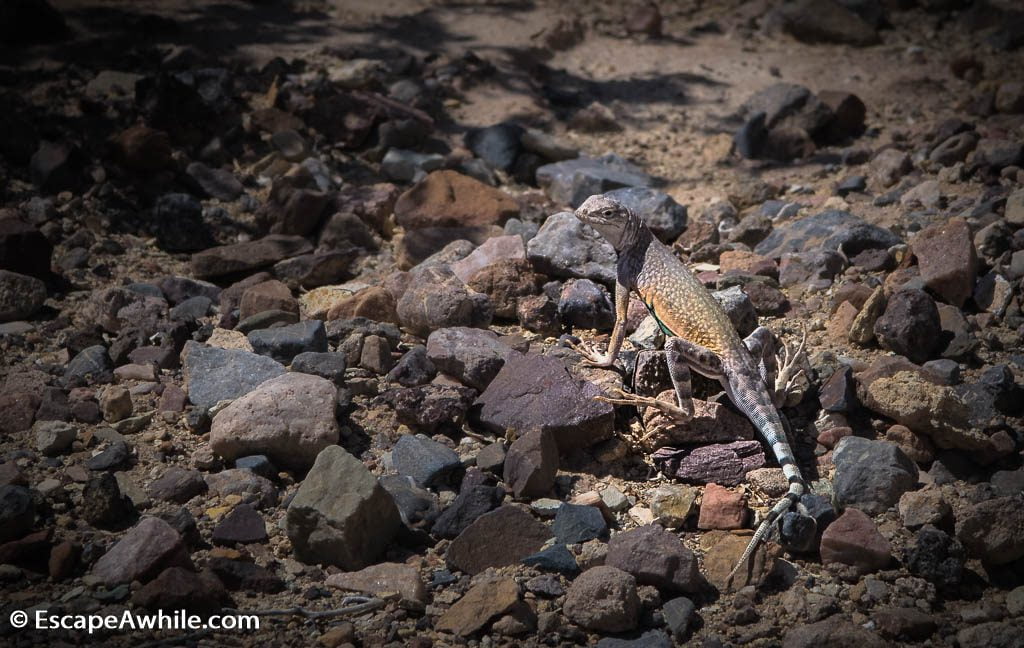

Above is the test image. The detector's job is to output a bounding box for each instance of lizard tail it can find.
[726,482,804,584]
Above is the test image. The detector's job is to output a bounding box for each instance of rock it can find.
[930,132,977,166]
[379,474,440,529]
[0,218,51,281]
[151,193,213,252]
[91,516,191,585]
[517,294,560,336]
[784,618,886,648]
[30,140,84,193]
[426,327,516,391]
[1006,188,1024,227]
[503,428,558,498]
[569,101,623,133]
[326,562,427,609]
[651,440,766,485]
[185,161,243,201]
[774,0,879,45]
[527,211,617,285]
[662,596,696,640]
[820,508,892,574]
[99,386,132,423]
[558,279,614,330]
[191,235,313,280]
[450,235,525,284]
[467,259,541,319]
[754,210,900,259]
[465,123,524,171]
[211,503,267,545]
[396,265,493,336]
[239,280,298,321]
[0,270,46,322]
[697,483,748,530]
[647,484,698,528]
[522,543,579,574]
[431,485,504,539]
[956,622,1022,648]
[0,486,34,543]
[247,320,328,365]
[391,434,462,488]
[287,446,402,569]
[395,170,519,230]
[381,148,444,182]
[473,353,614,451]
[435,577,520,636]
[973,138,1023,171]
[32,420,76,456]
[740,83,834,139]
[898,487,950,529]
[860,368,983,451]
[64,345,113,386]
[553,503,607,544]
[871,149,913,188]
[181,341,287,410]
[955,496,1024,564]
[85,440,130,471]
[711,286,758,337]
[536,154,653,208]
[206,558,283,593]
[132,567,230,615]
[209,372,338,470]
[905,525,965,593]
[446,505,551,575]
[80,473,134,527]
[147,467,207,504]
[833,436,919,516]
[291,351,347,385]
[380,377,470,428]
[605,524,702,593]
[386,346,436,387]
[912,219,977,308]
[563,566,640,633]
[872,607,937,641]
[973,271,1012,315]
[602,187,687,242]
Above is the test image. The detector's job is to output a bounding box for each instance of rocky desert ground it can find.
[1,0,1024,646]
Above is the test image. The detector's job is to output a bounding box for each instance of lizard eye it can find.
[602,209,614,217]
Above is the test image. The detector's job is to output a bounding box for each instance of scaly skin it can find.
[572,194,812,583]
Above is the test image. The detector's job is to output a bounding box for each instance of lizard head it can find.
[574,194,644,250]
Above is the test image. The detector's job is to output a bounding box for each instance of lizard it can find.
[567,194,814,582]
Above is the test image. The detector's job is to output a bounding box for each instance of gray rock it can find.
[426,327,517,391]
[147,467,207,504]
[774,0,880,46]
[210,372,338,471]
[563,566,640,633]
[181,341,286,410]
[391,434,462,488]
[290,351,346,385]
[522,543,579,573]
[536,154,653,208]
[602,187,687,241]
[833,436,919,516]
[81,473,135,527]
[0,485,34,543]
[64,345,113,386]
[605,524,702,593]
[663,596,696,640]
[0,270,46,322]
[465,123,524,171]
[711,286,758,337]
[596,631,672,648]
[381,148,444,182]
[380,474,441,528]
[755,210,901,259]
[558,279,614,330]
[33,420,77,456]
[386,345,437,387]
[527,211,617,285]
[185,162,243,200]
[552,503,607,544]
[90,516,191,586]
[955,496,1024,565]
[474,353,614,451]
[248,320,328,365]
[287,445,402,569]
[431,484,504,539]
[86,440,130,471]
[383,384,477,433]
[205,468,279,509]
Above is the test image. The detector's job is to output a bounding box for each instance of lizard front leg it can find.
[743,325,807,409]
[568,279,630,368]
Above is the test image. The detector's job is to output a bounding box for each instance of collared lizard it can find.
[568,194,814,582]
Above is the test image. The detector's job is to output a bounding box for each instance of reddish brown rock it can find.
[697,483,748,530]
[468,259,542,319]
[91,517,192,585]
[820,508,892,573]
[912,219,978,308]
[604,524,702,593]
[563,566,639,633]
[325,286,398,324]
[48,540,80,580]
[435,577,519,636]
[394,170,519,230]
[325,562,427,608]
[719,250,778,279]
[239,280,298,320]
[503,428,558,498]
[446,505,551,575]
[652,440,766,486]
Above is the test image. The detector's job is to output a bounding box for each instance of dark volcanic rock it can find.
[833,436,918,516]
[446,505,552,575]
[536,154,653,208]
[191,235,313,280]
[248,320,328,364]
[473,353,614,451]
[605,524,702,593]
[873,289,941,364]
[391,434,462,488]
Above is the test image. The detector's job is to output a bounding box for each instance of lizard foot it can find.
[596,387,693,424]
[773,325,808,408]
[567,339,615,368]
